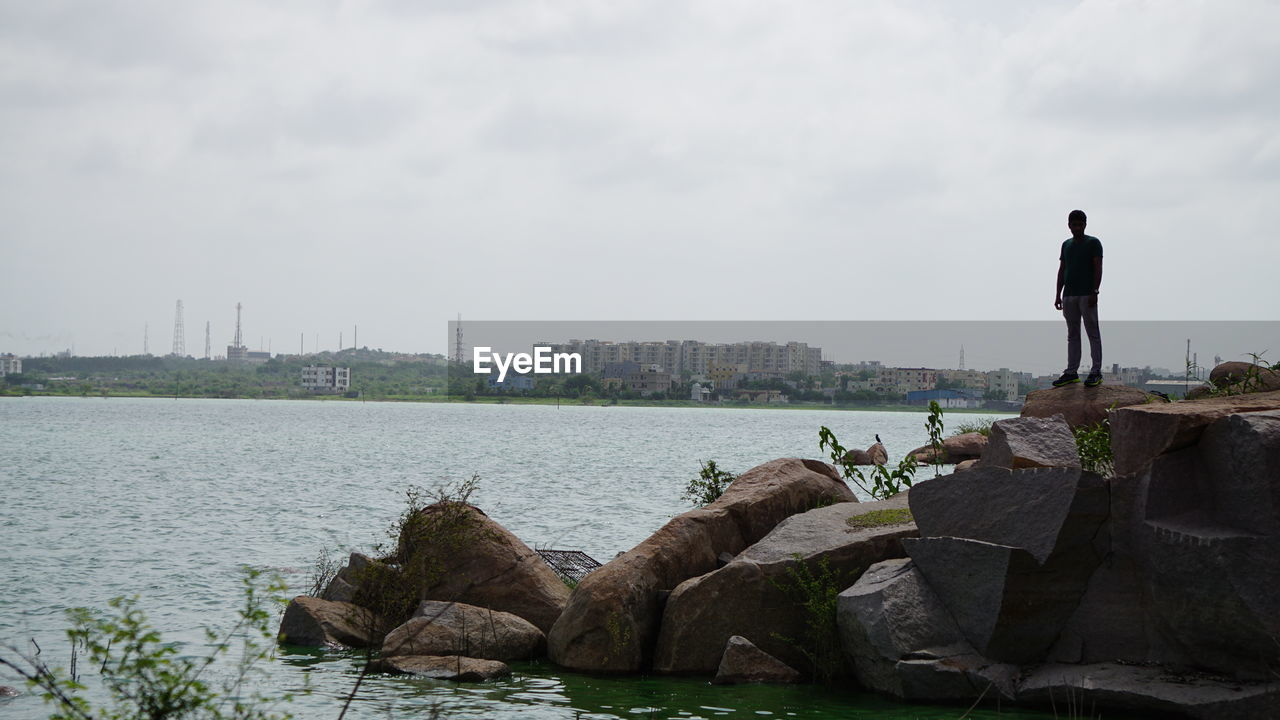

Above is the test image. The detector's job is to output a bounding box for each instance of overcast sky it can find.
[2,0,1277,361]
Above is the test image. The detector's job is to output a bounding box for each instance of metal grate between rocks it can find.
[536,549,601,584]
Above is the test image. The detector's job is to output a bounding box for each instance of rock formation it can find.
[547,458,854,673]
[381,601,544,660]
[1021,383,1158,428]
[712,635,802,685]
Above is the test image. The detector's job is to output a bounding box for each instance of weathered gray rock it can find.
[376,655,511,681]
[1022,384,1158,428]
[838,559,967,696]
[712,635,802,685]
[381,600,544,660]
[903,537,1099,664]
[1110,390,1280,475]
[548,458,854,673]
[277,596,383,648]
[909,466,1106,565]
[981,415,1080,470]
[1198,410,1280,535]
[321,552,377,603]
[653,494,912,674]
[895,652,1019,703]
[1019,663,1280,720]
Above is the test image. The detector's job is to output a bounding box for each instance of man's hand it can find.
[1054,297,1063,311]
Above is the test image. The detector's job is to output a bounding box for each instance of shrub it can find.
[683,460,736,507]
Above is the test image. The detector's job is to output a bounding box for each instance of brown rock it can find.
[1210,361,1280,393]
[1022,384,1159,428]
[1110,390,1280,476]
[954,459,980,472]
[547,458,854,673]
[867,442,888,465]
[277,596,383,648]
[653,494,914,674]
[377,655,511,681]
[382,601,544,660]
[909,433,987,464]
[387,502,570,634]
[712,635,801,684]
[842,449,875,465]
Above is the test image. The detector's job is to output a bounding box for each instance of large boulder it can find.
[653,494,914,674]
[909,466,1108,565]
[381,600,544,660]
[712,636,802,685]
[1019,663,1280,720]
[980,415,1080,470]
[1210,361,1280,394]
[379,502,570,634]
[866,442,888,465]
[376,655,511,681]
[1124,411,1280,678]
[321,552,377,603]
[547,458,854,673]
[1110,390,1280,476]
[1022,384,1158,428]
[903,466,1109,664]
[278,596,383,648]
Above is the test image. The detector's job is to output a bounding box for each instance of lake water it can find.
[0,396,1071,719]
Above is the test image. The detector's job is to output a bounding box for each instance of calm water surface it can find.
[1,397,1069,719]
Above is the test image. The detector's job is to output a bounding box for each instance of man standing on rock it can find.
[1053,209,1103,388]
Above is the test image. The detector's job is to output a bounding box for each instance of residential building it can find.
[1,353,21,375]
[600,361,641,390]
[707,362,748,391]
[906,388,985,409]
[624,365,672,396]
[938,369,988,390]
[488,373,535,392]
[875,367,938,394]
[301,365,351,393]
[986,368,1020,402]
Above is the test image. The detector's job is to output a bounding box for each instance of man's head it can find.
[1068,209,1087,237]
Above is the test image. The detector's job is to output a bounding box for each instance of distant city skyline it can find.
[3,3,1277,360]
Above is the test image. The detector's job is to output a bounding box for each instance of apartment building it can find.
[301,365,351,393]
[0,353,21,375]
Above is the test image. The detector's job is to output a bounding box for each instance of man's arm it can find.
[1089,256,1103,307]
[1055,260,1065,310]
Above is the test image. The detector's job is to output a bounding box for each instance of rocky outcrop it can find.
[981,415,1080,470]
[711,636,802,685]
[376,655,511,681]
[653,494,913,674]
[1110,390,1280,476]
[321,552,377,603]
[547,458,854,673]
[837,558,1017,701]
[867,442,888,465]
[1019,663,1280,720]
[908,432,986,464]
[278,596,383,648]
[1022,384,1158,428]
[384,502,570,634]
[381,601,544,660]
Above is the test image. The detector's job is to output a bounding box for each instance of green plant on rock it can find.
[0,567,300,720]
[845,508,913,530]
[951,417,994,437]
[819,427,914,500]
[771,556,846,684]
[1073,419,1114,477]
[925,400,945,477]
[683,460,736,507]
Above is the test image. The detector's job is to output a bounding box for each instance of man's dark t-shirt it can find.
[1060,235,1103,296]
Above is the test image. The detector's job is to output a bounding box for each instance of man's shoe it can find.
[1052,372,1080,387]
[1084,373,1103,387]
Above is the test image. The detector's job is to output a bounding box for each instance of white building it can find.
[1,353,21,375]
[302,365,351,393]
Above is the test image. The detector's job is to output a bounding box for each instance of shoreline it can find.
[0,391,1016,414]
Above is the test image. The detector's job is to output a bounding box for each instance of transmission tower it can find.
[959,345,965,370]
[171,300,186,357]
[233,303,244,349]
[453,313,465,364]
[204,321,211,360]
